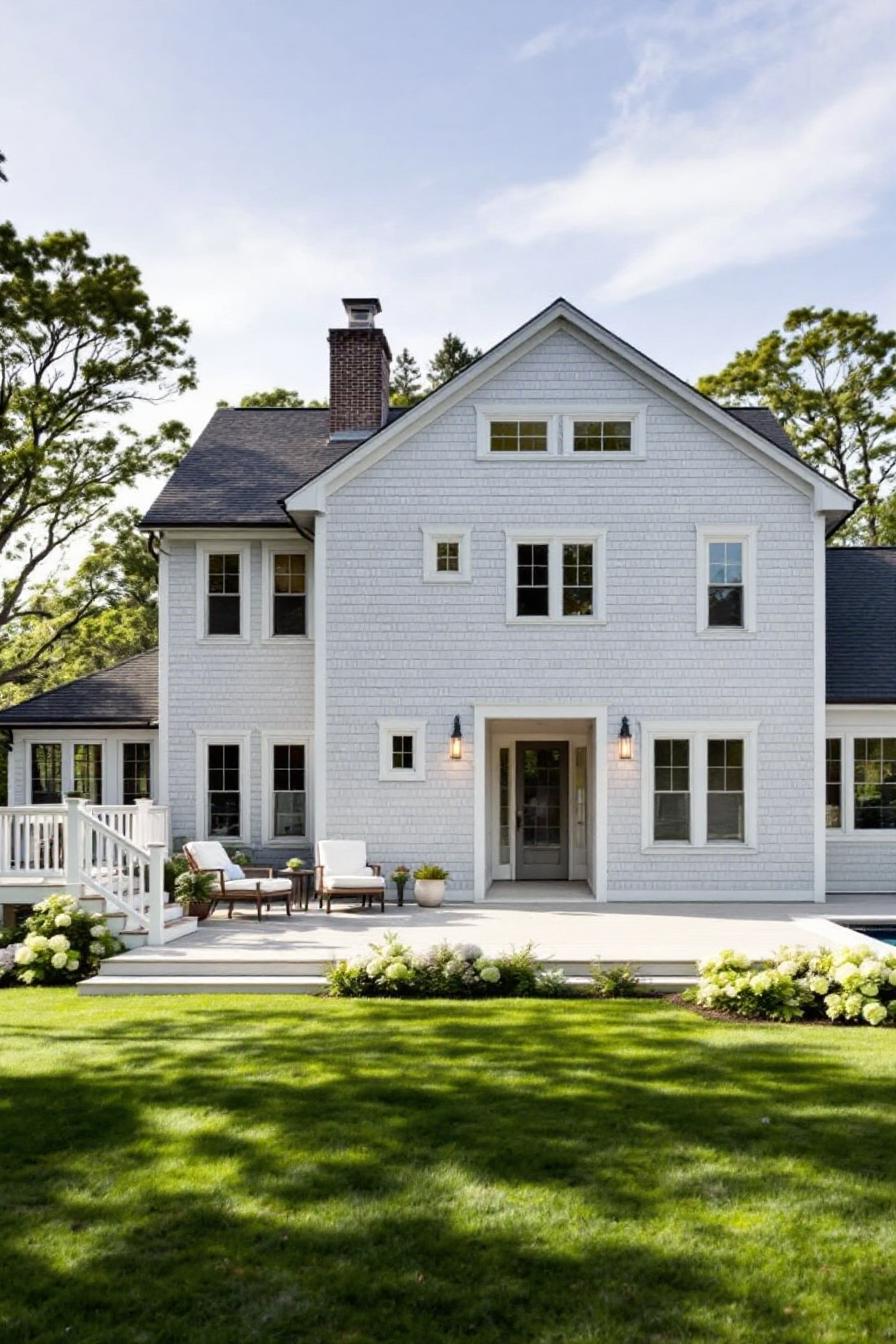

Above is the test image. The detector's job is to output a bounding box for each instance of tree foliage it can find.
[0,510,158,706]
[0,223,194,689]
[216,388,327,408]
[697,307,896,543]
[390,348,422,406]
[427,332,482,391]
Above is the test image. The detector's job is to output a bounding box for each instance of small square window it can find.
[436,541,459,573]
[422,528,471,582]
[392,735,414,770]
[379,720,426,781]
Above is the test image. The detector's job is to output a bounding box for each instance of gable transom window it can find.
[122,742,152,805]
[207,743,241,837]
[506,532,606,624]
[273,553,306,635]
[696,527,756,635]
[378,720,426,782]
[854,737,896,830]
[207,553,241,636]
[642,723,757,849]
[572,420,632,453]
[489,420,548,453]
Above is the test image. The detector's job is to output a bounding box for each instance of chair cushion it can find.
[223,878,292,896]
[323,873,386,892]
[185,840,231,871]
[318,839,368,876]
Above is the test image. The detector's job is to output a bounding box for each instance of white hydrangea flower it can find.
[50,952,68,970]
[25,934,49,950]
[90,926,106,939]
[66,956,79,971]
[832,963,860,986]
[54,913,72,928]
[777,960,799,977]
[48,934,70,952]
[862,1001,887,1026]
[457,944,482,962]
[844,994,864,1018]
[14,945,36,965]
[858,958,882,978]
[860,982,879,997]
[89,941,104,956]
[20,968,36,984]
[809,975,830,995]
[366,959,385,979]
[479,964,501,984]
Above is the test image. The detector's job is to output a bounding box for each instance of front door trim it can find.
[473,703,609,902]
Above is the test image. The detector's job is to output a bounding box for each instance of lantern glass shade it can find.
[618,717,632,760]
[450,715,463,760]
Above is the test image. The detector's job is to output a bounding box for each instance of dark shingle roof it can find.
[827,549,896,702]
[141,407,409,528]
[723,406,798,458]
[0,651,158,727]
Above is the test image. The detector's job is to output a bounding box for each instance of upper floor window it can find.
[696,527,756,635]
[273,554,306,635]
[572,420,632,453]
[207,553,241,635]
[489,420,548,453]
[854,737,896,830]
[421,526,472,583]
[505,531,607,624]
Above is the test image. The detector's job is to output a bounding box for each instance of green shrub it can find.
[413,864,449,881]
[164,854,189,897]
[12,894,122,986]
[689,945,896,1025]
[590,962,641,998]
[327,934,564,999]
[174,869,218,910]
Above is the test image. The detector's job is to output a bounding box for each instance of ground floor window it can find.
[643,722,757,849]
[73,744,103,804]
[122,742,152,805]
[826,738,842,829]
[207,743,241,837]
[854,737,896,830]
[272,744,306,838]
[31,744,62,804]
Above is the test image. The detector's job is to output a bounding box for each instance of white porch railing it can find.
[0,798,169,944]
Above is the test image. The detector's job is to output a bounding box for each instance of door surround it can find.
[473,703,609,902]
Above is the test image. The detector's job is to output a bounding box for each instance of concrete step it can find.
[80,974,327,996]
[117,916,198,949]
[95,952,332,977]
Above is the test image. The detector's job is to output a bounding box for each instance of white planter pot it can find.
[414,879,445,908]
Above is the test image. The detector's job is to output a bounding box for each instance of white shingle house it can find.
[3,297,895,904]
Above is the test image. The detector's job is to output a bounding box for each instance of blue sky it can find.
[3,0,896,457]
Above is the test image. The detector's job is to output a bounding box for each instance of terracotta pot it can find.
[185,900,212,922]
[414,879,445,908]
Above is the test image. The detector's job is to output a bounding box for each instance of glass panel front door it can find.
[515,742,569,880]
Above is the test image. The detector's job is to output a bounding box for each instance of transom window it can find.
[854,738,896,830]
[653,740,690,842]
[507,532,605,623]
[122,743,152,805]
[489,420,548,453]
[826,738,842,829]
[31,743,62,805]
[207,743,241,837]
[707,542,744,627]
[207,553,241,636]
[572,420,632,453]
[644,724,756,849]
[272,744,306,838]
[272,553,306,636]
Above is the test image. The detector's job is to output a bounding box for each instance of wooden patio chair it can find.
[315,840,385,914]
[183,841,293,921]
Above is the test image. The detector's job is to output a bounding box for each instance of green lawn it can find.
[1,994,895,1344]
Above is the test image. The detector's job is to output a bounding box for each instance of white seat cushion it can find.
[222,878,293,896]
[323,873,386,892]
[185,840,232,871]
[317,839,368,875]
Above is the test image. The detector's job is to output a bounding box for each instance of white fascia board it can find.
[283,298,855,518]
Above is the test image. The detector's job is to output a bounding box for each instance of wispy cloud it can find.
[484,0,896,299]
[511,20,589,63]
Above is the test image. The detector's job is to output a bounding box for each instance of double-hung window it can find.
[854,737,896,830]
[206,743,242,837]
[643,723,757,849]
[696,527,756,634]
[506,531,606,624]
[207,554,241,635]
[122,742,152,805]
[272,744,307,838]
[261,543,311,638]
[30,743,62,804]
[73,744,103,804]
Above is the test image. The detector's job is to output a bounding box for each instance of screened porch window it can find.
[73,744,103,804]
[122,743,152,805]
[31,744,62,805]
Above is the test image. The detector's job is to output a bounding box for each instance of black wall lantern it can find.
[449,715,463,760]
[618,716,632,760]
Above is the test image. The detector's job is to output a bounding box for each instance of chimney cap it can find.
[342,297,381,328]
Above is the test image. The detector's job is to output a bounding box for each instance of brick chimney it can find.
[329,298,391,439]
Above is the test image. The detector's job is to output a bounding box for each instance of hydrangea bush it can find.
[12,894,123,986]
[0,944,17,985]
[690,944,896,1025]
[327,933,564,998]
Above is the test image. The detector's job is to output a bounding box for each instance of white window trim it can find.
[261,732,312,846]
[116,734,157,806]
[504,529,607,625]
[261,540,313,641]
[378,719,427,782]
[196,542,251,643]
[194,731,251,843]
[826,721,896,841]
[24,733,108,803]
[475,404,647,461]
[560,407,646,458]
[695,526,757,636]
[421,525,472,583]
[640,720,759,852]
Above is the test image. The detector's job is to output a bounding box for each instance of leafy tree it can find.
[0,152,7,183]
[427,333,482,391]
[697,307,896,543]
[0,510,158,705]
[216,388,328,409]
[0,223,194,690]
[390,348,422,405]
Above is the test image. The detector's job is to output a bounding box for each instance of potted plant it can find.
[391,865,410,906]
[413,864,449,908]
[286,857,304,871]
[174,869,218,921]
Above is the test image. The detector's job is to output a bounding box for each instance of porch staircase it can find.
[79,951,697,996]
[78,891,197,949]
